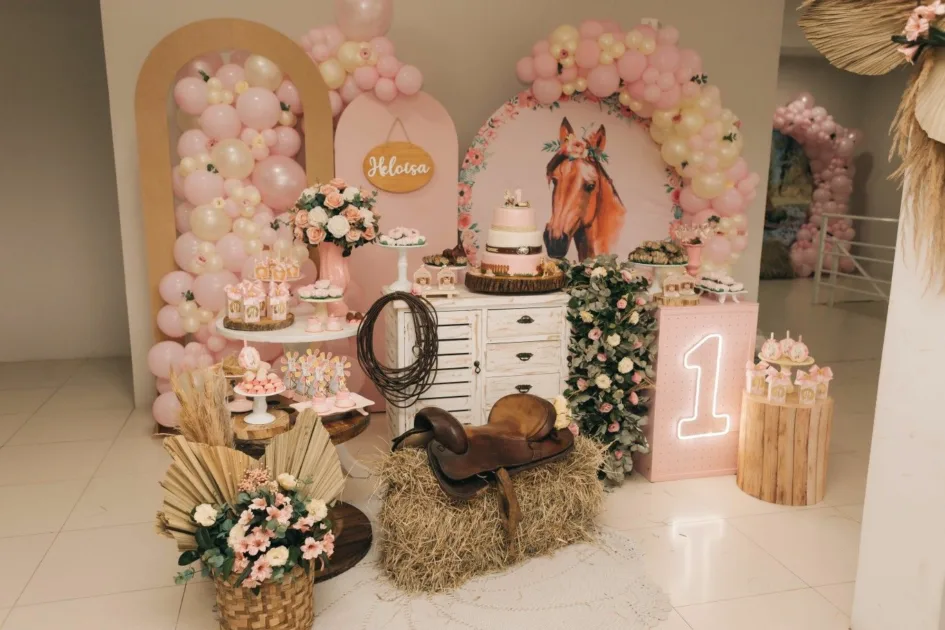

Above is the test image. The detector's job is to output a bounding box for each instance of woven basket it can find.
[215,566,314,630]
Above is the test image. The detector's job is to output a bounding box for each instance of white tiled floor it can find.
[0,280,884,629]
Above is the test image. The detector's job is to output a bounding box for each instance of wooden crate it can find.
[736,391,834,506]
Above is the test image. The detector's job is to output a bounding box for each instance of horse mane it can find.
[593,158,623,205]
[546,152,568,179]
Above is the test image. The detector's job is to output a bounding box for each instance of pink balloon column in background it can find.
[516,19,757,272]
[773,92,861,276]
[298,0,422,118]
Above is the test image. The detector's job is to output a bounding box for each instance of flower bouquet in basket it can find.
[290,178,380,256]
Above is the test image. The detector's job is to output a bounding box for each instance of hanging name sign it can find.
[362,118,435,193]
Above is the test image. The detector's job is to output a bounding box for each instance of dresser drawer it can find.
[485,340,561,373]
[486,307,564,340]
[419,382,473,399]
[484,372,561,408]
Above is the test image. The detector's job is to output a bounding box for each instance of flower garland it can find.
[564,255,658,482]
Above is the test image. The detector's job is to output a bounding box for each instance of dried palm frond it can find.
[156,436,255,550]
[799,0,914,75]
[170,366,233,448]
[264,410,344,504]
[915,48,945,142]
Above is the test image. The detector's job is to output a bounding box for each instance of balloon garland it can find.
[773,92,861,277]
[515,19,758,270]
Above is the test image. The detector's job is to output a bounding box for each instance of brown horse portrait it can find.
[544,118,626,260]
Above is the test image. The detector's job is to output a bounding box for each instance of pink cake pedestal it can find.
[633,298,760,482]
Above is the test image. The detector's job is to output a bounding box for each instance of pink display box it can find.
[634,299,759,482]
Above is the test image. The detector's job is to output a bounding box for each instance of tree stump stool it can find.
[736,391,834,506]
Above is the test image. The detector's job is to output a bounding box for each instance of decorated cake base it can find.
[223,312,294,332]
[465,268,565,294]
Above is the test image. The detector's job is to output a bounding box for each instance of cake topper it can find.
[503,189,516,207]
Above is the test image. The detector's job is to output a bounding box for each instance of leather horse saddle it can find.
[391,393,575,535]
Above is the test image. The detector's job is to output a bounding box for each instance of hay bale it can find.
[377,436,603,593]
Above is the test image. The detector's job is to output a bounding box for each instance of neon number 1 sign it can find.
[677,333,731,440]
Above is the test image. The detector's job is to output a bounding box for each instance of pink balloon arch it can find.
[489,19,757,270]
[773,92,861,277]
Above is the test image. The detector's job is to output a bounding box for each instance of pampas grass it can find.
[377,436,603,593]
[170,366,233,448]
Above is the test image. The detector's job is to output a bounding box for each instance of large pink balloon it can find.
[650,46,681,73]
[575,39,601,70]
[579,20,605,39]
[174,77,209,115]
[534,54,558,79]
[159,270,195,305]
[353,65,380,90]
[177,130,211,158]
[374,77,397,102]
[148,341,185,379]
[532,78,563,105]
[395,65,423,95]
[199,104,242,140]
[340,75,363,104]
[192,270,238,312]
[175,202,193,233]
[173,233,200,270]
[183,170,224,206]
[153,392,181,428]
[251,156,307,211]
[516,57,537,83]
[731,234,749,253]
[334,0,393,40]
[157,305,186,338]
[617,50,647,83]
[679,186,710,213]
[236,87,281,130]
[216,233,249,273]
[705,235,733,264]
[712,189,746,216]
[216,63,245,91]
[276,80,303,115]
[587,65,620,98]
[271,126,302,157]
[177,53,224,81]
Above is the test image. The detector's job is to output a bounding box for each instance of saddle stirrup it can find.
[495,468,521,540]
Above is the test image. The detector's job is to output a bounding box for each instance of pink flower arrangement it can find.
[607,421,620,432]
[616,298,628,310]
[306,226,326,245]
[588,328,602,341]
[631,372,643,384]
[568,423,580,436]
[291,179,380,256]
[577,378,588,391]
[458,212,473,230]
[463,148,484,168]
[319,184,339,196]
[600,402,614,413]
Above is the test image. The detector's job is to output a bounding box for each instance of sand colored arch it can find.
[135,18,334,343]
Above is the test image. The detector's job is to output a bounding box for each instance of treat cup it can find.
[767,381,788,405]
[243,298,262,323]
[746,371,767,397]
[226,293,243,321]
[797,383,818,406]
[269,297,288,321]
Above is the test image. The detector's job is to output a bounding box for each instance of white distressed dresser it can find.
[384,287,570,436]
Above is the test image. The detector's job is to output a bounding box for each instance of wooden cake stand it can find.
[465,269,565,294]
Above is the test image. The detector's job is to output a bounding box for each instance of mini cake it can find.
[306,316,323,333]
[628,240,688,266]
[379,227,426,246]
[326,315,343,331]
[335,388,355,408]
[479,190,544,277]
[788,335,810,362]
[760,333,782,361]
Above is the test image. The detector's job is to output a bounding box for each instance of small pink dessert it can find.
[335,389,355,408]
[779,331,796,354]
[788,335,810,362]
[314,279,331,290]
[312,395,331,413]
[306,316,324,333]
[760,333,782,362]
[327,316,343,331]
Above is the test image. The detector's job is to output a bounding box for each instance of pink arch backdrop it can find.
[773,92,861,277]
[458,19,759,269]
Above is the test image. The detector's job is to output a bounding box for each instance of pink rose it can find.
[294,211,309,228]
[319,184,339,196]
[588,328,602,341]
[346,228,363,243]
[577,378,588,391]
[671,188,681,205]
[293,227,304,241]
[463,149,484,168]
[457,182,473,208]
[329,177,346,189]
[467,249,479,266]
[631,372,642,384]
[363,226,376,240]
[614,449,624,461]
[564,135,588,159]
[633,340,643,349]
[621,269,634,282]
[635,297,646,306]
[607,421,619,432]
[601,403,614,413]
[343,207,360,222]
[461,229,477,246]
[568,422,579,436]
[616,298,628,310]
[324,192,345,209]
[458,212,473,230]
[597,353,607,362]
[629,391,639,405]
[306,226,326,245]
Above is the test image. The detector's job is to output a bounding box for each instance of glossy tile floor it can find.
[0,279,884,629]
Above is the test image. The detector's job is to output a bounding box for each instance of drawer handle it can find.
[516,352,533,362]
[515,384,532,394]
[517,315,534,324]
[473,360,481,375]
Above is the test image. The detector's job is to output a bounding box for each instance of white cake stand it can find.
[298,295,344,320]
[632,262,688,295]
[379,242,426,292]
[233,384,286,425]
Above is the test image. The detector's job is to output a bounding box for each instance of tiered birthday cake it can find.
[480,190,544,277]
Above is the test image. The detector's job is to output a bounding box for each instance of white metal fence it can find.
[812,213,898,307]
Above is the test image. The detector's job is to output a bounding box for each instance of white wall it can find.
[852,218,945,629]
[0,0,129,362]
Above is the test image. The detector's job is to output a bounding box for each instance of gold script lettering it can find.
[367,155,431,178]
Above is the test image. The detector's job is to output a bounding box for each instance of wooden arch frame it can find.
[135,18,334,343]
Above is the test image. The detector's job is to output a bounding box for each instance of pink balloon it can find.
[726,158,749,182]
[216,233,249,273]
[192,270,238,312]
[353,65,380,90]
[230,50,251,66]
[177,129,211,158]
[153,392,181,428]
[223,198,240,219]
[600,20,622,34]
[678,49,703,75]
[173,233,200,271]
[579,20,605,39]
[340,75,363,104]
[253,342,283,362]
[193,325,212,344]
[795,91,816,108]
[207,335,227,353]
[531,77,563,105]
[658,26,681,45]
[377,55,401,78]
[309,45,331,63]
[680,186,710,213]
[172,169,186,199]
[183,170,224,206]
[175,202,193,233]
[251,155,307,211]
[657,72,676,90]
[395,65,422,95]
[642,67,660,84]
[559,65,579,83]
[374,77,397,102]
[705,235,733,264]
[276,80,302,115]
[654,85,681,110]
[148,341,185,379]
[159,270,195,305]
[334,0,393,40]
[253,205,275,226]
[156,378,172,394]
[617,50,647,83]
[271,126,302,157]
[371,36,395,57]
[650,45,681,73]
[323,25,346,53]
[681,82,700,99]
[575,39,601,69]
[713,188,746,216]
[174,77,209,115]
[730,233,748,253]
[534,54,558,79]
[177,53,223,81]
[199,104,242,140]
[328,90,343,117]
[215,63,245,92]
[643,84,662,103]
[516,57,537,83]
[236,87,281,130]
[587,65,620,98]
[157,305,186,338]
[532,41,551,56]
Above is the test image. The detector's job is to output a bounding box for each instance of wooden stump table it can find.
[737,391,834,506]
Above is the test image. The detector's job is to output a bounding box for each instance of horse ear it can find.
[559,117,574,143]
[588,125,607,151]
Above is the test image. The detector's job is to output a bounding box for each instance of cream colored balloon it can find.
[190,205,232,242]
[291,243,309,261]
[732,214,747,228]
[203,253,224,274]
[207,78,223,91]
[198,308,214,324]
[208,90,224,105]
[692,172,726,199]
[575,78,588,92]
[610,42,626,58]
[652,109,677,129]
[599,52,614,65]
[598,33,616,49]
[319,59,346,90]
[233,217,259,240]
[176,109,200,131]
[628,99,645,112]
[551,24,580,45]
[337,41,365,72]
[625,30,643,49]
[640,38,657,55]
[720,109,737,126]
[244,239,263,255]
[617,90,631,105]
[244,54,283,91]
[563,83,577,96]
[688,151,706,167]
[719,217,733,232]
[240,204,256,218]
[272,239,292,259]
[210,139,255,180]
[178,157,198,178]
[660,136,689,167]
[717,142,740,169]
[178,300,198,317]
[196,153,212,168]
[649,124,669,144]
[279,111,297,127]
[677,108,706,137]
[182,316,201,334]
[196,240,217,257]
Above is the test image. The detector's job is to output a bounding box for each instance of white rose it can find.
[595,374,612,390]
[342,186,360,202]
[579,311,593,323]
[276,473,297,490]
[306,498,329,522]
[629,311,640,325]
[309,206,329,225]
[618,357,633,374]
[227,524,247,549]
[326,215,350,239]
[359,209,374,224]
[265,546,290,567]
[301,187,318,198]
[193,504,218,527]
[590,267,607,277]
[606,333,621,347]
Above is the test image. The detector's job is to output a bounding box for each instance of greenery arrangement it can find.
[564,254,659,483]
